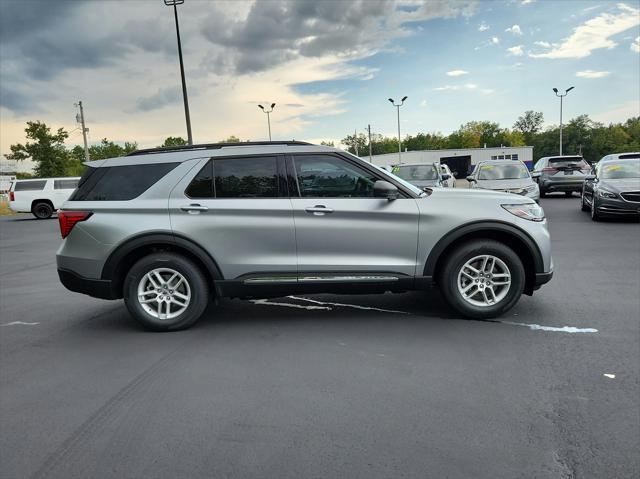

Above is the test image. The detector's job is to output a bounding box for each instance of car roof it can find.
[14,176,80,181]
[85,142,340,168]
[395,162,438,166]
[477,159,527,166]
[538,155,583,160]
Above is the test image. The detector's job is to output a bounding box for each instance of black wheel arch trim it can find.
[100,232,224,282]
[423,220,545,277]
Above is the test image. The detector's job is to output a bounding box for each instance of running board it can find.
[243,274,400,284]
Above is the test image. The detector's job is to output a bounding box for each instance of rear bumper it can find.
[58,268,118,300]
[541,180,583,192]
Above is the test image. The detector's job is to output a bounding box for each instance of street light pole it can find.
[553,87,574,156]
[165,0,193,145]
[258,103,276,141]
[388,96,407,164]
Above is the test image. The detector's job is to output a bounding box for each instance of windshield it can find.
[478,163,530,180]
[600,161,640,179]
[393,164,439,181]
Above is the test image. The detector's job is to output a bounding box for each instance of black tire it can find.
[123,252,209,331]
[564,191,573,197]
[581,193,590,212]
[32,202,53,219]
[539,188,546,198]
[439,240,525,319]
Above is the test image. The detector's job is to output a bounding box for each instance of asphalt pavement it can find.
[0,196,638,479]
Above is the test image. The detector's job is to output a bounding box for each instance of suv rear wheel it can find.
[124,253,209,331]
[439,240,525,319]
[32,202,53,219]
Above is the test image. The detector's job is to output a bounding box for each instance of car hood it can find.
[599,178,640,192]
[409,179,441,188]
[475,178,534,190]
[425,186,534,203]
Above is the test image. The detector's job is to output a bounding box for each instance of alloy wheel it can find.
[457,255,511,307]
[137,268,191,320]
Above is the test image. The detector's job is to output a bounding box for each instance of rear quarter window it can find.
[54,179,79,190]
[14,180,47,191]
[69,163,179,201]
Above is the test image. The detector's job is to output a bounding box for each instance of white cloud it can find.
[521,0,535,4]
[575,70,610,78]
[478,22,490,32]
[505,24,523,35]
[592,100,640,124]
[507,45,524,56]
[491,36,500,44]
[434,83,492,93]
[420,99,428,107]
[446,69,469,76]
[534,41,551,48]
[529,3,640,59]
[632,36,640,53]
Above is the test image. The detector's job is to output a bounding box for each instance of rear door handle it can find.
[180,204,208,213]
[305,205,334,215]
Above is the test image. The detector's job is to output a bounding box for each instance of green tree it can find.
[221,136,241,143]
[161,136,187,147]
[513,111,544,145]
[341,133,368,155]
[8,121,71,177]
[320,140,335,147]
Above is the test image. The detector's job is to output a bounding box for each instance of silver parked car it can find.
[467,160,540,202]
[531,155,591,197]
[57,142,553,331]
[391,162,451,189]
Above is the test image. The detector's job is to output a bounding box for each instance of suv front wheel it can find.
[439,240,525,319]
[124,253,209,331]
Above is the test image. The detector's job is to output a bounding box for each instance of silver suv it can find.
[56,142,553,331]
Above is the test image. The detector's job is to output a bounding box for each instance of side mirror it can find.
[441,174,451,181]
[585,174,596,181]
[531,171,541,178]
[466,176,475,182]
[373,180,399,200]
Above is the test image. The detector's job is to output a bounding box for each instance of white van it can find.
[9,177,80,219]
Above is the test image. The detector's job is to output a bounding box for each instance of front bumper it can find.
[596,196,640,216]
[58,268,118,300]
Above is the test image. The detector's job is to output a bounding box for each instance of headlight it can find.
[597,189,617,199]
[501,203,545,222]
[525,184,538,192]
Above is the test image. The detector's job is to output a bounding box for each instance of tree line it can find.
[342,112,640,164]
[6,113,639,178]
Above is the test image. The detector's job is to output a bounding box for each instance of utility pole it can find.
[165,0,193,145]
[366,124,372,162]
[354,129,359,156]
[75,101,90,161]
[553,86,574,156]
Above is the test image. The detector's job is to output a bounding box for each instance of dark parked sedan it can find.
[582,156,640,221]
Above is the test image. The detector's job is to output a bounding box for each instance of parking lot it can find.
[0,197,638,479]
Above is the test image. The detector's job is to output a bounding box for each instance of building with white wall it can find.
[366,146,533,178]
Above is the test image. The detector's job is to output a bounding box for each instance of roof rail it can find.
[127,140,313,156]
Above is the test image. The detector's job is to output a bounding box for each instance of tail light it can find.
[58,210,92,239]
[542,167,557,172]
[9,191,14,201]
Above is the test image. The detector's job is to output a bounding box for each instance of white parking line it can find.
[250,299,331,310]
[2,321,40,326]
[288,296,410,314]
[499,321,598,333]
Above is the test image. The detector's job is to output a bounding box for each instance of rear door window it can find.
[14,180,47,191]
[69,163,179,201]
[214,157,279,198]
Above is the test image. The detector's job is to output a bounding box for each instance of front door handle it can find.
[305,205,334,215]
[180,204,208,213]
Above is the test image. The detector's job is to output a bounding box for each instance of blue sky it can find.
[1,0,638,150]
